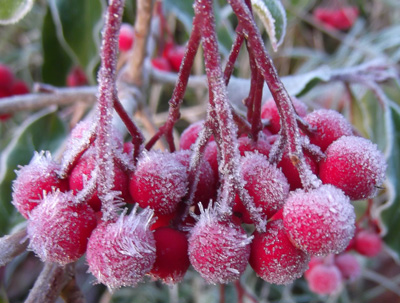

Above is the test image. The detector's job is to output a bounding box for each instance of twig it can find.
[60,275,86,303]
[0,228,29,267]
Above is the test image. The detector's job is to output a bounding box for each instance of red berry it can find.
[10,80,29,95]
[354,230,382,257]
[69,148,131,211]
[180,120,213,150]
[204,141,219,180]
[234,153,289,222]
[86,208,156,289]
[188,206,251,284]
[66,66,88,87]
[304,109,353,152]
[130,151,188,215]
[118,23,135,52]
[319,136,387,200]
[12,151,69,219]
[314,6,359,30]
[306,263,342,295]
[283,184,355,256]
[150,227,190,284]
[27,191,97,265]
[237,136,271,158]
[261,97,308,134]
[0,63,14,89]
[304,256,325,280]
[150,212,176,231]
[151,57,172,72]
[249,220,310,285]
[164,44,185,72]
[335,253,361,281]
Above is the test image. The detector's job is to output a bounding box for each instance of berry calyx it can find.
[283,184,355,256]
[319,136,387,200]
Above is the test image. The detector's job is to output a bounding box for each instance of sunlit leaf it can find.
[0,0,33,25]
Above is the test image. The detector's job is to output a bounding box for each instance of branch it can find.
[0,228,29,266]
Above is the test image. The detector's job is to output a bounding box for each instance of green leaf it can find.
[251,0,287,51]
[0,0,33,25]
[163,0,195,32]
[42,0,104,85]
[0,108,67,235]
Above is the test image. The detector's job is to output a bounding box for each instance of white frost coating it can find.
[283,184,355,256]
[188,203,253,284]
[86,207,156,290]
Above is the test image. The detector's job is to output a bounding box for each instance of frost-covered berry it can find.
[86,208,156,289]
[237,136,271,158]
[234,153,289,222]
[27,191,96,265]
[10,80,29,95]
[354,230,382,257]
[0,63,14,89]
[319,136,387,200]
[283,184,355,256]
[179,120,214,150]
[164,43,185,72]
[118,23,135,52]
[188,205,252,284]
[304,109,353,152]
[66,66,88,87]
[261,97,308,134]
[130,151,188,215]
[150,227,190,284]
[69,148,131,211]
[306,263,342,295]
[12,151,69,219]
[335,253,361,281]
[249,220,310,285]
[304,256,325,280]
[204,141,219,180]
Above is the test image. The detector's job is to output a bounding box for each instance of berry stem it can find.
[0,228,29,267]
[223,26,245,86]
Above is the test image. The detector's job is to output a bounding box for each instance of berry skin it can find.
[234,153,289,223]
[118,23,135,52]
[151,57,172,72]
[180,120,213,150]
[27,191,97,265]
[306,263,342,295]
[335,253,361,281]
[319,136,387,200]
[304,109,353,152]
[69,148,131,212]
[304,256,325,280]
[249,220,310,285]
[0,63,14,89]
[10,80,29,95]
[237,136,271,158]
[261,97,308,134]
[354,230,382,257]
[86,208,156,289]
[314,6,359,30]
[12,151,69,219]
[204,141,219,180]
[130,151,188,215]
[150,227,190,284]
[188,206,252,284]
[164,43,185,72]
[66,66,88,87]
[283,184,355,256]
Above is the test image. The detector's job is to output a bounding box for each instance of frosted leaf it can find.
[188,203,252,284]
[320,136,387,200]
[86,207,156,290]
[249,220,310,285]
[283,184,355,256]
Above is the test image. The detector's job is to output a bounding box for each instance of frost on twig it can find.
[0,228,29,267]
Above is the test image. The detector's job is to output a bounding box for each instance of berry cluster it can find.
[10,94,386,290]
[0,63,30,120]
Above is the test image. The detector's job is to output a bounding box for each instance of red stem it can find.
[224,26,245,86]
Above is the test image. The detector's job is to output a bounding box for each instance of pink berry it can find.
[86,208,156,289]
[306,263,342,295]
[130,151,188,215]
[234,153,289,222]
[283,184,355,256]
[164,43,185,72]
[354,230,382,257]
[314,6,359,30]
[304,256,325,280]
[305,109,353,152]
[249,220,310,285]
[319,136,387,200]
[12,151,69,219]
[118,23,135,52]
[151,57,172,72]
[150,227,190,284]
[180,120,213,150]
[261,97,308,134]
[27,191,97,265]
[188,206,252,284]
[237,136,271,158]
[66,66,88,87]
[335,253,361,281]
[0,63,14,89]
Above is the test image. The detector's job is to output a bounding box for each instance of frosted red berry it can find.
[304,109,353,152]
[27,191,97,265]
[249,220,310,285]
[12,151,69,219]
[319,136,387,200]
[335,253,361,281]
[10,80,29,95]
[306,263,342,295]
[354,230,382,257]
[304,256,325,280]
[237,135,271,158]
[283,184,355,256]
[164,43,185,72]
[150,227,190,284]
[118,23,135,52]
[86,208,156,289]
[188,206,252,284]
[180,120,212,150]
[130,151,188,215]
[66,66,88,87]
